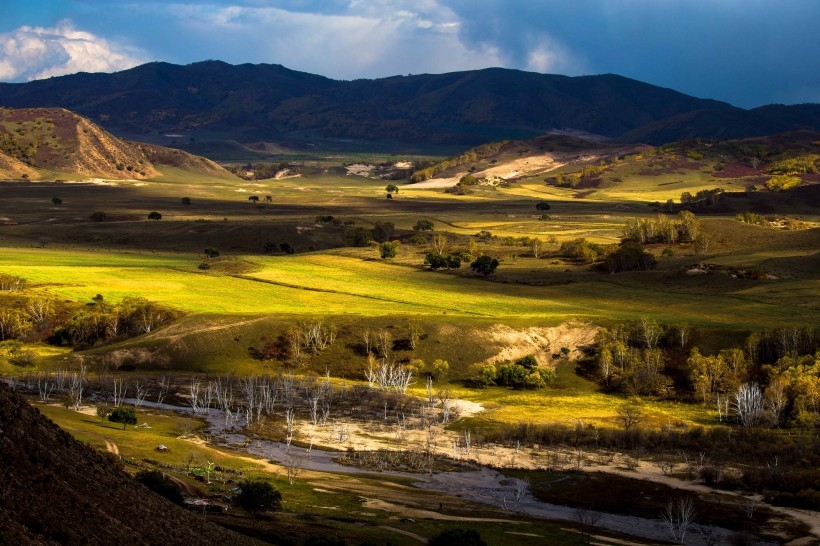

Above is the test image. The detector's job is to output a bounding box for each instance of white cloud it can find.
[0,20,149,82]
[163,1,501,79]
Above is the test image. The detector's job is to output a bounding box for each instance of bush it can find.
[135,470,184,505]
[235,479,282,515]
[379,241,399,259]
[470,255,499,276]
[8,349,37,367]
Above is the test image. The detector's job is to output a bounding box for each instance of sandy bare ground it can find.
[485,321,599,367]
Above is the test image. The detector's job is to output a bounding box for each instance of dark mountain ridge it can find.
[1,60,818,148]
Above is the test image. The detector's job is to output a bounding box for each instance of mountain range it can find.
[1,60,819,149]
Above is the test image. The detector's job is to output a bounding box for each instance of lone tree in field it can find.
[535,201,551,211]
[203,247,220,258]
[248,195,259,203]
[385,183,399,194]
[89,211,106,222]
[51,197,62,206]
[470,255,499,276]
[147,211,162,221]
[235,479,282,518]
[181,197,191,205]
[108,406,137,430]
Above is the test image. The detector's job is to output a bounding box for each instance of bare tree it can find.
[661,497,696,544]
[376,330,393,357]
[616,398,644,431]
[134,379,149,407]
[733,383,765,427]
[638,316,663,350]
[407,320,422,350]
[284,454,304,484]
[362,329,373,355]
[573,508,601,544]
[431,233,448,256]
[156,375,171,405]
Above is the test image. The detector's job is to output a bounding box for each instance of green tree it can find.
[248,195,259,203]
[89,211,106,222]
[108,406,137,430]
[385,183,399,194]
[344,226,371,247]
[413,219,434,231]
[147,211,162,221]
[379,241,399,259]
[535,201,551,211]
[181,196,191,205]
[372,221,395,242]
[470,255,499,276]
[235,479,282,517]
[425,253,449,270]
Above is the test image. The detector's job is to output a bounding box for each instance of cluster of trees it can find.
[409,140,508,183]
[227,162,296,180]
[545,163,609,188]
[559,238,656,272]
[424,253,461,270]
[679,188,724,208]
[472,355,555,389]
[344,221,395,248]
[594,319,820,429]
[249,320,337,365]
[622,211,701,245]
[766,174,801,192]
[736,211,767,225]
[54,296,181,349]
[0,283,180,351]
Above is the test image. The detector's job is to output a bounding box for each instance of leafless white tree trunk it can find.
[661,497,696,544]
[733,382,765,427]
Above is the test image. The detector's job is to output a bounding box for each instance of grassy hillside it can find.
[0,107,237,181]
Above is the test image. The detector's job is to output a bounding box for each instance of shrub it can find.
[235,479,282,515]
[135,470,184,505]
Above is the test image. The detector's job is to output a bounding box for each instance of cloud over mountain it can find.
[0,20,147,82]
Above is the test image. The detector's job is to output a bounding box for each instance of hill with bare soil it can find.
[0,107,233,180]
[0,382,260,546]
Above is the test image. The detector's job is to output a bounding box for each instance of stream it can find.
[125,398,746,545]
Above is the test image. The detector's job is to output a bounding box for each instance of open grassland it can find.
[2,242,818,329]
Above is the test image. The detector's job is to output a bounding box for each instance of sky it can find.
[0,0,818,109]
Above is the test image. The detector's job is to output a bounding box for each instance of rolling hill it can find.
[0,107,235,180]
[1,61,819,150]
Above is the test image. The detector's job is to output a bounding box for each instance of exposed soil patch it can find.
[484,322,598,367]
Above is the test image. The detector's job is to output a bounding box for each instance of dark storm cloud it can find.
[441,0,820,107]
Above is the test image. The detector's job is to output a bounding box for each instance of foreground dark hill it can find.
[0,383,259,546]
[0,107,236,180]
[1,61,819,148]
